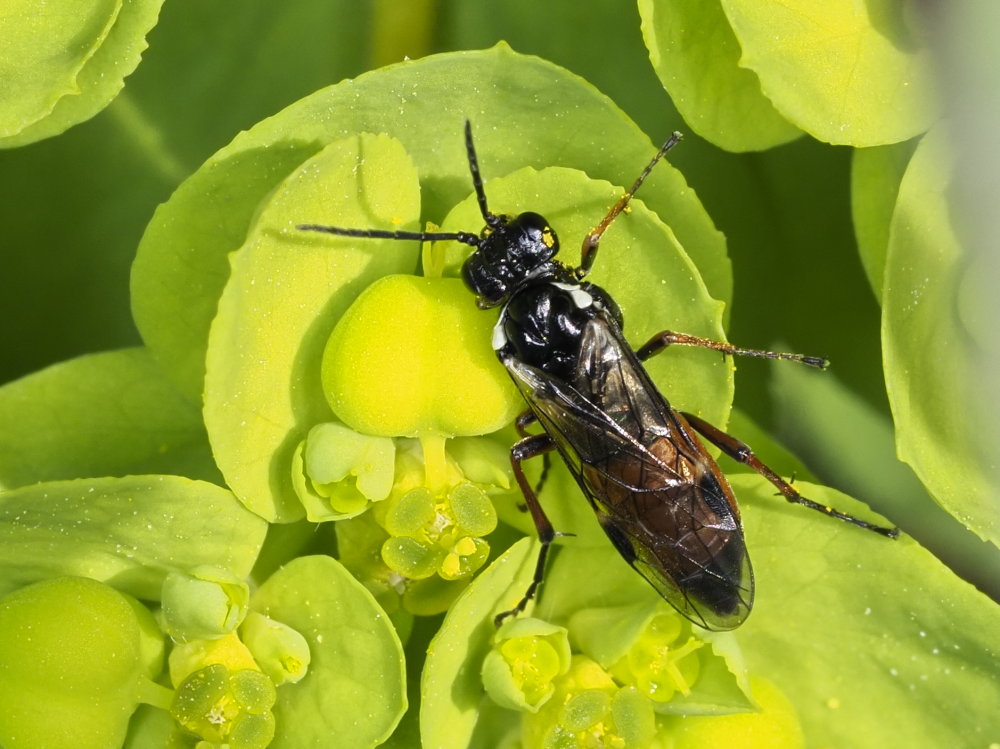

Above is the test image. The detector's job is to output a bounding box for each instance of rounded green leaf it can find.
[729,475,1000,747]
[850,140,918,300]
[0,0,121,137]
[132,45,728,402]
[121,704,177,748]
[0,348,218,492]
[638,0,802,151]
[0,475,266,599]
[719,0,935,145]
[203,132,420,522]
[421,538,537,749]
[250,555,406,749]
[882,127,1000,544]
[0,0,165,147]
[0,577,144,749]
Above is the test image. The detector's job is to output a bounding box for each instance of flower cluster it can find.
[482,609,802,748]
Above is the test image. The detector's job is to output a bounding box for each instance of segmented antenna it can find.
[297,120,508,246]
[464,120,503,230]
[296,223,480,247]
[576,131,684,279]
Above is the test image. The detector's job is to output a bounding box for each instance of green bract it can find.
[204,132,421,523]
[0,476,266,600]
[422,538,539,747]
[322,275,520,437]
[250,556,406,747]
[850,140,918,299]
[881,127,1000,545]
[730,475,1000,747]
[0,0,164,147]
[239,612,312,686]
[0,577,148,748]
[638,0,803,151]
[719,0,934,146]
[639,0,935,148]
[295,422,396,521]
[0,348,219,491]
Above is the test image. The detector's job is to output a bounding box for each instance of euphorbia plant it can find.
[1,5,999,746]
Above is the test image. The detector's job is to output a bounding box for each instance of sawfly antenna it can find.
[576,131,684,279]
[464,119,504,230]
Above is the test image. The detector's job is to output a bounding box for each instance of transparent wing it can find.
[505,316,753,630]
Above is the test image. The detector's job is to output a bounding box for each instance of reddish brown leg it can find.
[514,408,552,500]
[495,433,558,627]
[636,330,828,369]
[680,411,898,538]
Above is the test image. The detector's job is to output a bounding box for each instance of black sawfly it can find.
[299,122,898,631]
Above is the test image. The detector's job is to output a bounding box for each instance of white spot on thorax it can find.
[492,303,509,351]
[492,280,595,352]
[551,281,593,309]
[492,320,506,350]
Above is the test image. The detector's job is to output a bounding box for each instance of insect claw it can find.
[803,355,831,369]
[494,595,532,628]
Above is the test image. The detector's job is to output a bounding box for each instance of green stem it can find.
[369,0,438,68]
[420,433,449,492]
[108,92,188,184]
[136,676,175,710]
